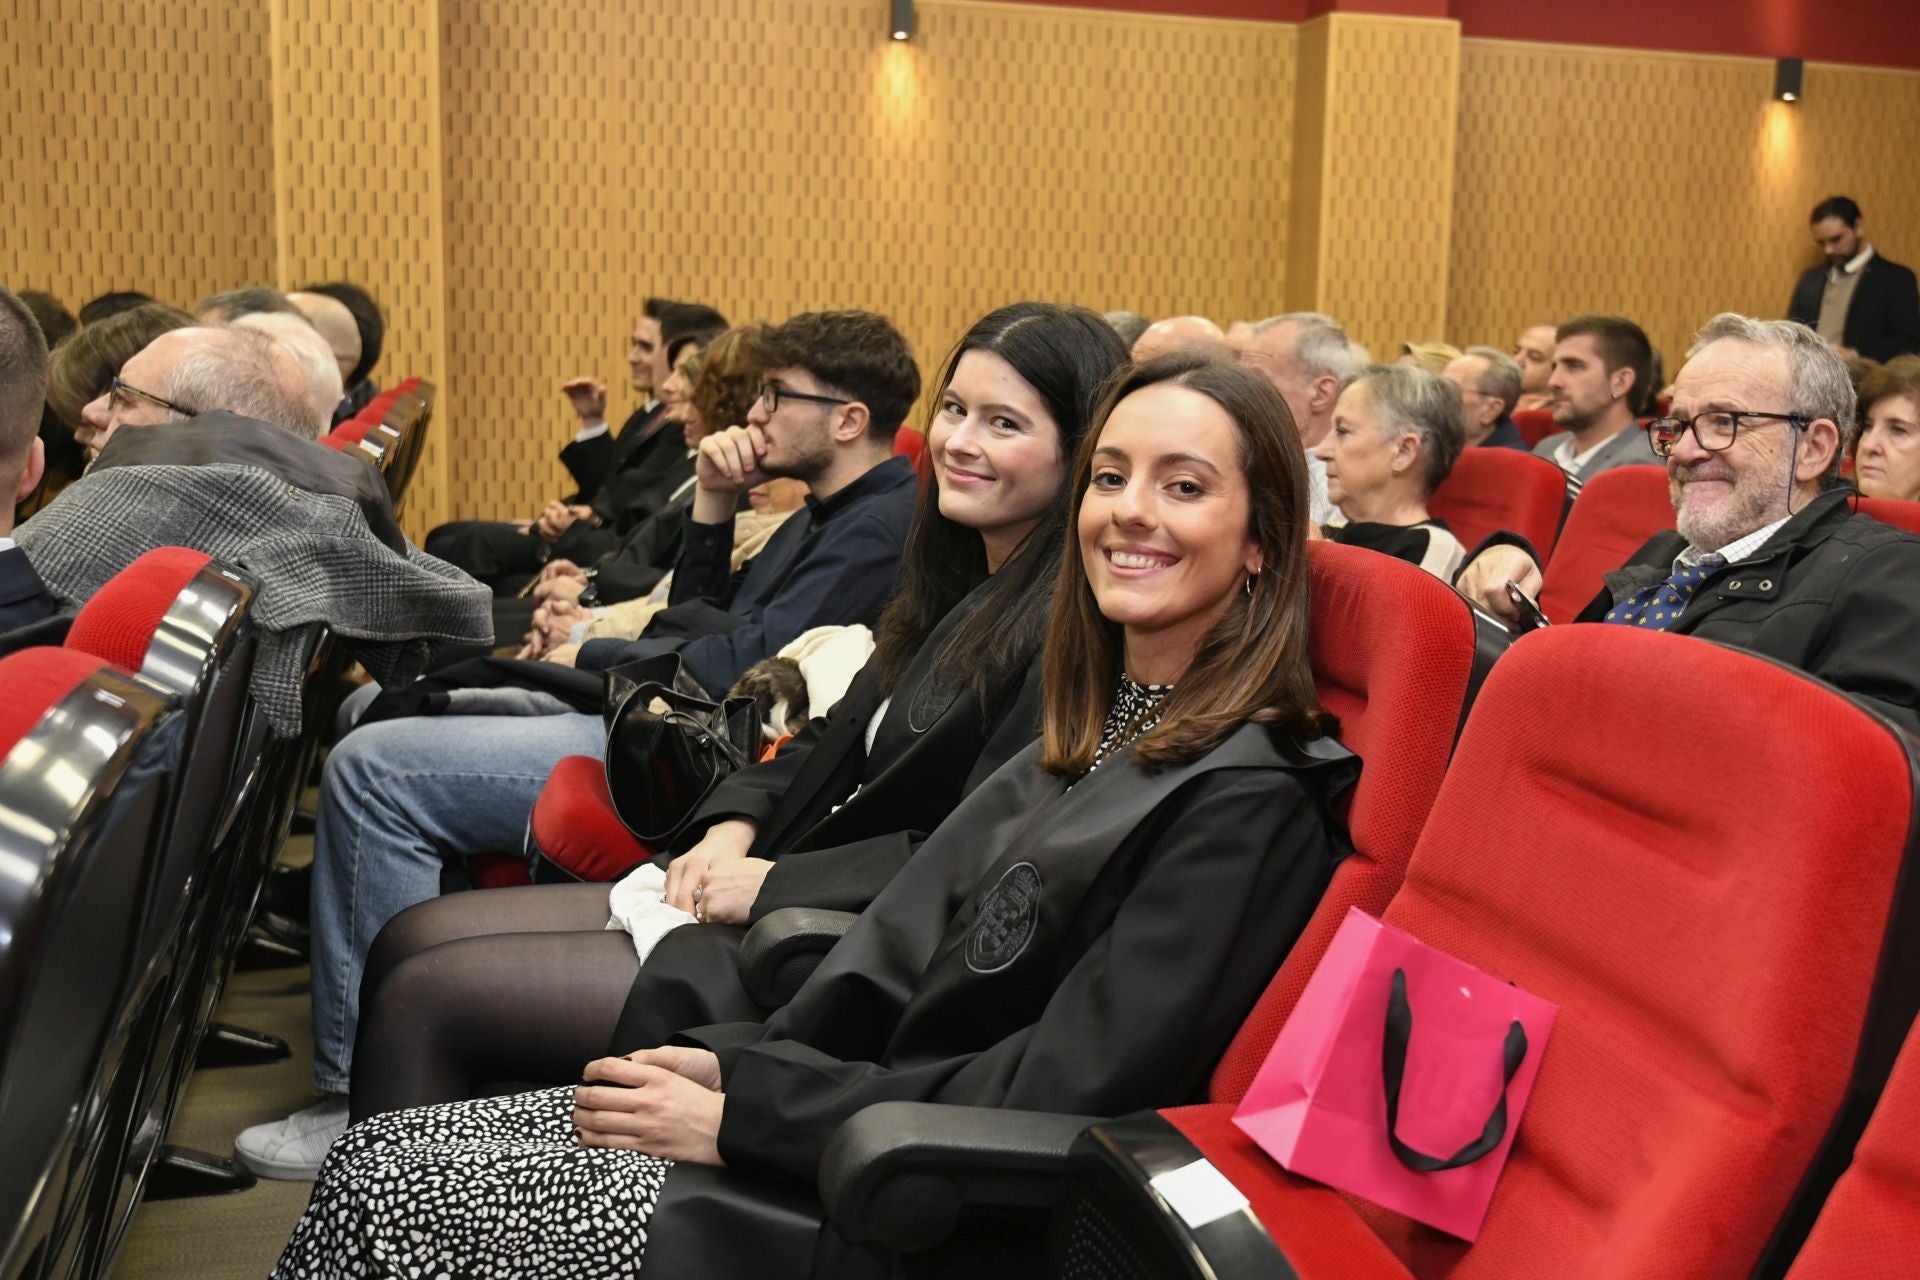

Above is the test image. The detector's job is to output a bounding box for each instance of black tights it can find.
[349,884,639,1123]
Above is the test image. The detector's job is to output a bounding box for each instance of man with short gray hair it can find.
[232,310,345,430]
[1444,346,1528,450]
[1458,311,1920,733]
[1240,311,1359,525]
[77,326,326,448]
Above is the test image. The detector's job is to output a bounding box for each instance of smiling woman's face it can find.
[928,349,1065,553]
[1078,382,1258,669]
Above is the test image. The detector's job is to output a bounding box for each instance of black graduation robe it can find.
[649,723,1357,1278]
[608,575,1044,1051]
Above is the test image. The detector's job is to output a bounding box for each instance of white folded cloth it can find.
[606,862,697,960]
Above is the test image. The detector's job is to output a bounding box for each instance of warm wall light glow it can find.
[876,39,924,129]
[1758,98,1801,190]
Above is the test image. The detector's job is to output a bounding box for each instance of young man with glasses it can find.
[1456,312,1920,734]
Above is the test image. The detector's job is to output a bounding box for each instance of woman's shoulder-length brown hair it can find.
[1038,353,1330,778]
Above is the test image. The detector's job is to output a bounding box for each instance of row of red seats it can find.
[1431,453,1920,625]
[320,377,434,507]
[0,549,351,1278]
[694,544,1915,1278]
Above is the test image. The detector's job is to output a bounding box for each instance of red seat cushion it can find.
[65,547,214,673]
[466,853,532,890]
[1786,1026,1920,1277]
[891,426,925,467]
[1208,542,1479,1106]
[1855,495,1920,537]
[1428,447,1566,555]
[1537,464,1674,624]
[1511,408,1559,449]
[526,754,655,882]
[0,649,113,757]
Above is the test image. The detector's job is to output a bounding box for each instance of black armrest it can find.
[737,907,858,1008]
[817,1101,1100,1252]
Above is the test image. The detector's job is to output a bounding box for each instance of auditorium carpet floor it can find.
[109,835,319,1280]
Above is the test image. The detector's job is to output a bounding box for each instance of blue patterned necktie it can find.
[1603,554,1725,630]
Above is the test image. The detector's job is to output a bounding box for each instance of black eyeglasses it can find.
[1645,409,1808,458]
[109,375,197,419]
[759,382,849,415]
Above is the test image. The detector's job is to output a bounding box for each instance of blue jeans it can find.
[308,710,607,1093]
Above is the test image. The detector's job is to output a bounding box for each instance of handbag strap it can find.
[1381,967,1528,1173]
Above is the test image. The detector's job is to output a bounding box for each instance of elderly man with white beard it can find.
[1456,311,1920,735]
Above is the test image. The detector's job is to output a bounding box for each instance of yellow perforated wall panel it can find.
[271,0,451,530]
[1450,40,1920,368]
[1291,14,1459,360]
[2,0,274,311]
[438,0,1296,520]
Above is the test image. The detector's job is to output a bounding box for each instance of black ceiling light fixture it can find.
[1774,57,1803,103]
[890,0,915,41]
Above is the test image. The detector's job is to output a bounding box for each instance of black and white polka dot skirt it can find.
[271,1086,669,1278]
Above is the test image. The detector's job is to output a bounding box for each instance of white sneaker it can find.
[234,1096,350,1180]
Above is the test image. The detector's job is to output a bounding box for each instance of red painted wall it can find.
[991,0,1920,70]
[1450,0,1920,71]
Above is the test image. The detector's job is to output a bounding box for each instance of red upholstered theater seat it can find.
[1428,447,1566,556]
[65,546,215,671]
[891,426,925,468]
[1536,464,1674,624]
[1785,1022,1920,1278]
[1055,626,1920,1280]
[1855,495,1920,536]
[333,419,373,444]
[1511,407,1558,449]
[1207,540,1495,1106]
[523,753,654,882]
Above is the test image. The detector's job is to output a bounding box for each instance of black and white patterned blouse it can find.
[1089,673,1174,773]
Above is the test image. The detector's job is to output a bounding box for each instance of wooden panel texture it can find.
[437,0,1296,519]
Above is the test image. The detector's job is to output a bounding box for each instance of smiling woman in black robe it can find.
[270,354,1358,1280]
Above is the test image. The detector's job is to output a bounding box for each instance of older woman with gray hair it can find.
[1314,362,1468,579]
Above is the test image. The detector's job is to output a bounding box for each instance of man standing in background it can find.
[1788,196,1920,363]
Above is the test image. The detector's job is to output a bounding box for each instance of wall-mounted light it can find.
[1774,57,1803,103]
[889,0,914,41]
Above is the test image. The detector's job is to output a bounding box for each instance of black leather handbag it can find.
[601,654,759,843]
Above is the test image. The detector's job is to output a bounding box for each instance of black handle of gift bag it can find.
[1381,968,1528,1173]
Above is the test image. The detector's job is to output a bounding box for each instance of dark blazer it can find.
[653,725,1357,1279]
[1578,488,1920,734]
[608,580,1044,1051]
[559,402,661,505]
[549,438,694,564]
[1787,252,1920,363]
[0,544,60,634]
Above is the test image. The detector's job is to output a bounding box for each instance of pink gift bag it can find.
[1232,907,1558,1240]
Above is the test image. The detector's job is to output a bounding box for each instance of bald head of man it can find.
[231,311,344,427]
[1131,315,1231,364]
[289,291,364,386]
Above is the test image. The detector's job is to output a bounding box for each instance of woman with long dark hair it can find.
[271,353,1356,1279]
[313,302,1129,1137]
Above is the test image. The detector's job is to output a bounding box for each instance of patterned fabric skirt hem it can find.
[270,1085,670,1279]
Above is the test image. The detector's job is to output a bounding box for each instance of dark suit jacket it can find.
[0,544,60,636]
[559,402,662,505]
[1788,252,1920,363]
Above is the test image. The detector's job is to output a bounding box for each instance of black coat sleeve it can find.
[679,708,841,845]
[560,432,617,503]
[1806,536,1920,735]
[748,830,925,921]
[704,768,1344,1184]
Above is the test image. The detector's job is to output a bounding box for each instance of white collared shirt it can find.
[0,536,14,553]
[1553,433,1614,474]
[1674,514,1792,574]
[1832,244,1877,280]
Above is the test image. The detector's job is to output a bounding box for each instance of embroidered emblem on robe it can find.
[966,861,1042,973]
